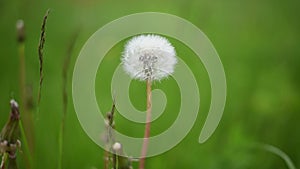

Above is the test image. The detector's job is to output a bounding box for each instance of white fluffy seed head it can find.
[122,34,177,81]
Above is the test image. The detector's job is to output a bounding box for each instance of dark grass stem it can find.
[104,100,132,169]
[139,79,152,169]
[58,31,79,169]
[37,9,50,105]
[104,99,116,169]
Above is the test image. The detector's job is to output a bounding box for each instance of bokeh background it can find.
[0,0,299,169]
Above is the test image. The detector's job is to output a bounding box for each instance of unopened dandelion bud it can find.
[16,19,25,43]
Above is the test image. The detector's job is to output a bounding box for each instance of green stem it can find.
[19,121,33,168]
[58,123,64,169]
[58,30,79,169]
[18,34,34,169]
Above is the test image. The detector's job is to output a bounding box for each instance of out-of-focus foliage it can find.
[0,0,299,168]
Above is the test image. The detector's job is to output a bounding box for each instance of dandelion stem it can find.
[139,79,152,169]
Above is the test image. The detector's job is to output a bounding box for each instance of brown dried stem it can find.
[0,100,21,169]
[104,98,116,169]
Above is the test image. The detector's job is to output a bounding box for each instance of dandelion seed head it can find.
[122,34,177,81]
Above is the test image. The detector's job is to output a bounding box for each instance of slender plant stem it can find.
[58,125,63,169]
[104,150,109,169]
[18,37,34,169]
[19,43,26,111]
[1,153,7,169]
[139,79,152,169]
[19,121,33,168]
[104,98,116,169]
[58,31,79,169]
[19,43,34,132]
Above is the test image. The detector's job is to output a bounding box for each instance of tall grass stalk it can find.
[58,31,79,169]
[16,19,34,169]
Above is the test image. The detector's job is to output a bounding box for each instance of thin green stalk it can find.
[19,42,34,153]
[17,19,34,168]
[58,31,79,169]
[58,126,63,169]
[18,121,33,168]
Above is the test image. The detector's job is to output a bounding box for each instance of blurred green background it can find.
[0,0,299,169]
